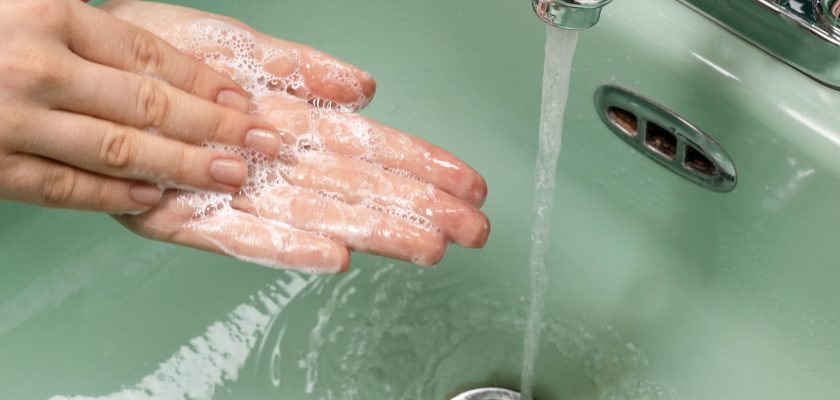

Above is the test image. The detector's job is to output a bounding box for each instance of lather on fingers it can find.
[100,0,377,112]
[233,186,448,266]
[115,193,351,272]
[278,152,490,248]
[257,96,489,207]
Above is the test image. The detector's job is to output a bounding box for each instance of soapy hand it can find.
[104,1,490,272]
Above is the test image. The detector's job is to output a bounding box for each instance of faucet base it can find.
[533,0,613,30]
[450,387,521,400]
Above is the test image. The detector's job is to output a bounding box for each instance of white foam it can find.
[160,19,438,270]
[165,19,369,112]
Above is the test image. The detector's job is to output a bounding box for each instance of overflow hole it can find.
[607,107,638,137]
[645,122,677,160]
[684,145,717,176]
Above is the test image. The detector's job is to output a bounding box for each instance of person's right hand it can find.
[0,0,284,213]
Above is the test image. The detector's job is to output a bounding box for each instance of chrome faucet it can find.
[532,0,614,30]
[533,0,840,89]
[450,387,521,400]
[680,0,840,89]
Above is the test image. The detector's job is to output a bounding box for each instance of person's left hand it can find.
[103,0,490,273]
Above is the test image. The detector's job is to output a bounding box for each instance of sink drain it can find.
[451,387,521,400]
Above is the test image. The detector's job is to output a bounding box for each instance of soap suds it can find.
[156,20,441,271]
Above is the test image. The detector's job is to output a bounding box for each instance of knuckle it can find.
[20,0,68,32]
[29,58,65,88]
[0,52,23,84]
[0,106,27,143]
[130,31,164,73]
[91,179,112,211]
[0,50,64,92]
[170,146,189,182]
[99,125,135,169]
[209,107,226,134]
[96,193,113,212]
[183,61,202,95]
[206,109,231,141]
[136,78,171,128]
[40,167,76,206]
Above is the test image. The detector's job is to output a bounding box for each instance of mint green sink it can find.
[2,0,840,399]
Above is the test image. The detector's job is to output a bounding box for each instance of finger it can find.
[54,60,282,157]
[116,194,349,272]
[237,185,448,266]
[101,4,376,112]
[183,34,376,112]
[283,152,490,248]
[67,1,253,113]
[266,44,376,111]
[0,153,161,213]
[185,213,350,273]
[260,96,488,207]
[17,111,248,192]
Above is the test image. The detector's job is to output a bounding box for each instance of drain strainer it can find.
[450,387,521,400]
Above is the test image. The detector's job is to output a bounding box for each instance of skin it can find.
[0,0,489,272]
[0,0,284,210]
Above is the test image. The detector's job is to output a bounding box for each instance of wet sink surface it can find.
[2,0,840,398]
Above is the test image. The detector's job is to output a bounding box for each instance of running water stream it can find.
[519,26,580,400]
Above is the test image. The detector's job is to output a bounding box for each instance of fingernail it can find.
[216,89,253,113]
[244,129,283,157]
[129,183,163,207]
[210,158,248,188]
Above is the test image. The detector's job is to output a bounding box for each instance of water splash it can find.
[46,262,676,399]
[252,263,675,399]
[49,273,314,400]
[520,26,580,400]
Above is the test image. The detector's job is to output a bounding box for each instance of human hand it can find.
[0,0,294,213]
[105,0,490,273]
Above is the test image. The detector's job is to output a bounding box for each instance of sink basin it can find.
[2,0,840,398]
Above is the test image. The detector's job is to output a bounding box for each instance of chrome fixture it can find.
[450,387,521,400]
[595,85,737,192]
[680,0,840,89]
[821,0,840,31]
[533,0,614,30]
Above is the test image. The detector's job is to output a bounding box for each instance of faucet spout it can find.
[533,0,613,30]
